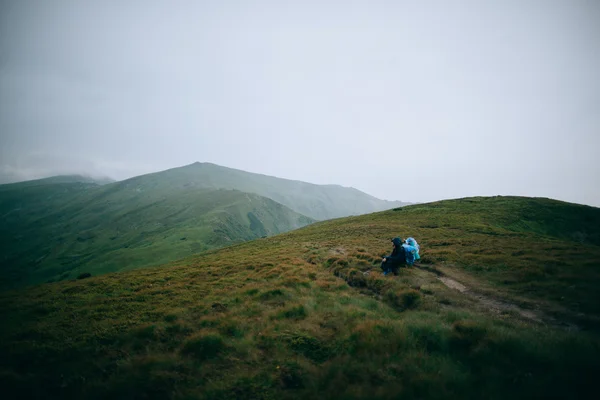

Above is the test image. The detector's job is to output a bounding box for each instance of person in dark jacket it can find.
[381,237,406,276]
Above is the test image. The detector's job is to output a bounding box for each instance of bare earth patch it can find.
[438,276,467,293]
[415,265,580,331]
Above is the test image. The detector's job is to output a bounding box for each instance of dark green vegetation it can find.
[0,173,313,289]
[0,162,407,289]
[1,196,599,399]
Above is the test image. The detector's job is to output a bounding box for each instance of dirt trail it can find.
[416,264,579,331]
[437,275,543,322]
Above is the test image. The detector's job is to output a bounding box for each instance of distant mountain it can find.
[133,162,409,220]
[0,174,114,188]
[0,176,313,289]
[0,162,408,289]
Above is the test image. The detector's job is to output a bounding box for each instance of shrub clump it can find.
[219,322,246,338]
[164,314,178,323]
[278,361,306,388]
[259,289,285,301]
[181,333,227,360]
[77,272,92,280]
[284,333,332,363]
[451,320,487,349]
[345,268,367,287]
[276,305,307,320]
[385,289,421,310]
[333,266,369,289]
[133,324,157,340]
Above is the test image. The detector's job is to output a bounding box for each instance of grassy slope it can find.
[0,179,313,290]
[0,160,410,288]
[0,175,113,189]
[153,162,408,220]
[1,196,599,399]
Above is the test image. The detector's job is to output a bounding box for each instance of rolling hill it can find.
[0,176,313,290]
[0,174,114,188]
[142,162,409,220]
[0,162,408,289]
[1,196,599,399]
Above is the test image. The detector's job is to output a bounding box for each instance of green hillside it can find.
[1,196,599,399]
[0,161,409,290]
[0,177,313,290]
[0,175,113,189]
[146,162,408,220]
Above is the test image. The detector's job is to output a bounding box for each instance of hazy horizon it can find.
[1,0,599,206]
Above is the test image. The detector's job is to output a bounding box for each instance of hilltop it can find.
[0,176,313,290]
[1,196,599,399]
[145,162,409,220]
[0,162,408,289]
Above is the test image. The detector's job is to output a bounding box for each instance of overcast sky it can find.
[1,0,599,206]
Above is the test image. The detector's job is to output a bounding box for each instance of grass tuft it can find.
[385,289,422,310]
[275,305,307,320]
[181,333,227,360]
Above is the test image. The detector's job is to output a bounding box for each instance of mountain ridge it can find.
[0,161,410,289]
[0,174,115,188]
[1,162,409,220]
[137,162,409,220]
[0,181,314,289]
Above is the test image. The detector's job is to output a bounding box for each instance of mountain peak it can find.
[151,162,409,220]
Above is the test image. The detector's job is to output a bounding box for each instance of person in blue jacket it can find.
[381,237,406,276]
[403,238,419,266]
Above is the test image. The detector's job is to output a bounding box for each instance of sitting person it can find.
[381,237,406,276]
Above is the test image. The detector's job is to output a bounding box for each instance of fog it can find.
[1,0,599,206]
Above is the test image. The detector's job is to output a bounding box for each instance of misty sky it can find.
[1,0,599,206]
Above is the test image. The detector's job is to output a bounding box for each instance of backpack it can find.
[403,237,420,265]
